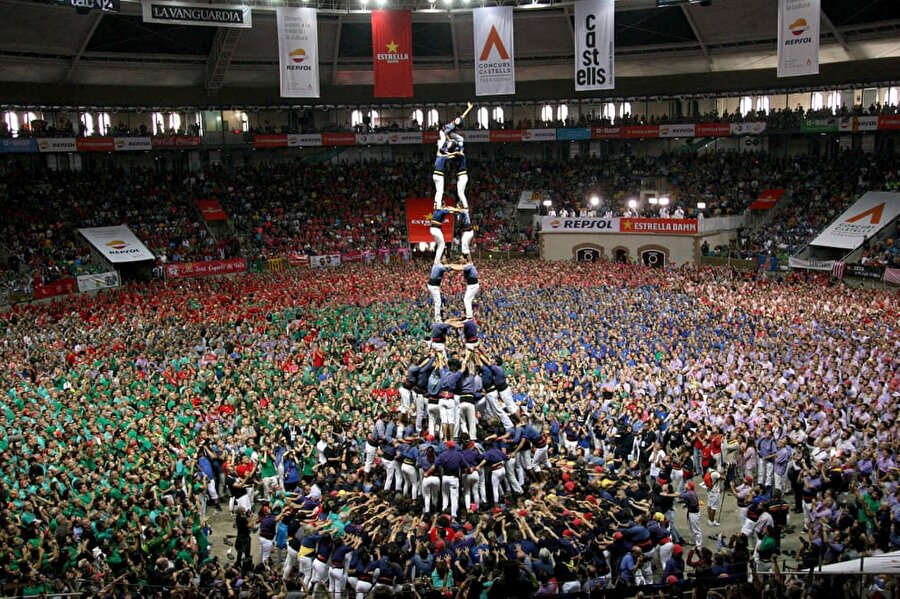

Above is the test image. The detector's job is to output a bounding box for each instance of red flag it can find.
[371,10,413,98]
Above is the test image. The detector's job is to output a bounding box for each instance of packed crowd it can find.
[3,149,899,302]
[0,258,897,598]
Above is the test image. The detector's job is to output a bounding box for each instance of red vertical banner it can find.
[406,198,454,244]
[371,10,413,98]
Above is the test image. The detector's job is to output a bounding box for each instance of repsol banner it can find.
[574,0,614,91]
[141,0,252,28]
[540,217,619,233]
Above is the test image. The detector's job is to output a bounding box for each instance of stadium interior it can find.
[0,0,898,597]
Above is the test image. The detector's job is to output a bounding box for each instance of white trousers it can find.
[463,283,479,320]
[422,475,441,513]
[463,471,481,508]
[427,284,442,322]
[433,174,445,209]
[758,460,774,487]
[329,564,349,599]
[439,397,458,433]
[363,442,378,474]
[430,227,446,264]
[415,392,427,432]
[427,402,441,436]
[490,466,506,503]
[259,536,274,566]
[688,512,703,547]
[401,463,420,499]
[457,401,477,439]
[485,391,513,429]
[442,475,460,517]
[383,459,399,492]
[283,546,298,580]
[461,230,474,256]
[457,173,468,209]
[499,387,517,414]
[399,386,412,412]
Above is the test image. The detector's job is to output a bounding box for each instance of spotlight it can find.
[697,202,707,209]
[542,200,552,207]
[659,197,670,206]
[648,197,658,205]
[627,199,638,209]
[589,196,599,207]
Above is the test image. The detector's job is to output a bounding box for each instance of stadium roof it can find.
[1,0,899,106]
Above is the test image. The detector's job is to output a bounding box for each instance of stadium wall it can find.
[540,230,736,266]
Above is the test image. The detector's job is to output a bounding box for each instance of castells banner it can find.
[473,6,515,96]
[276,7,320,98]
[406,197,454,244]
[78,225,156,263]
[574,0,614,91]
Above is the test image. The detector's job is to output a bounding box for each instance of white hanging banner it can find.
[574,0,614,91]
[78,225,155,263]
[473,6,515,96]
[277,7,320,98]
[777,0,820,78]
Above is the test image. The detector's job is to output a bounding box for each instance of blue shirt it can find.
[434,449,465,474]
[431,209,451,226]
[440,367,462,393]
[463,264,478,285]
[490,364,507,389]
[431,323,450,343]
[428,264,447,285]
[462,320,478,343]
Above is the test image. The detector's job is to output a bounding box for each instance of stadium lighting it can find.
[376,0,385,5]
[627,199,638,209]
[659,197,670,206]
[589,196,600,207]
[697,202,707,209]
[648,197,658,205]
[542,199,552,207]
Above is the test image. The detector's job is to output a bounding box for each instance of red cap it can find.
[445,440,456,449]
[586,495,598,504]
[434,540,445,551]
[463,522,474,531]
[424,434,435,442]
[518,509,528,517]
[583,512,593,521]
[562,509,572,517]
[563,529,574,537]
[573,518,583,527]
[673,544,683,555]
[492,507,502,515]
[561,472,570,482]
[613,532,623,540]
[564,481,576,492]
[666,575,679,585]
[686,481,695,490]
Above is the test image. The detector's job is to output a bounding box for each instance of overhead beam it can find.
[62,11,104,83]
[204,28,243,93]
[680,4,712,71]
[822,10,854,58]
[332,15,343,81]
[449,13,460,79]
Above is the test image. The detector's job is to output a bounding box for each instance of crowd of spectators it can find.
[0,259,897,598]
[3,149,899,301]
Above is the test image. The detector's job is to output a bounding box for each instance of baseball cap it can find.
[672,544,683,555]
[686,481,695,490]
[445,440,456,449]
